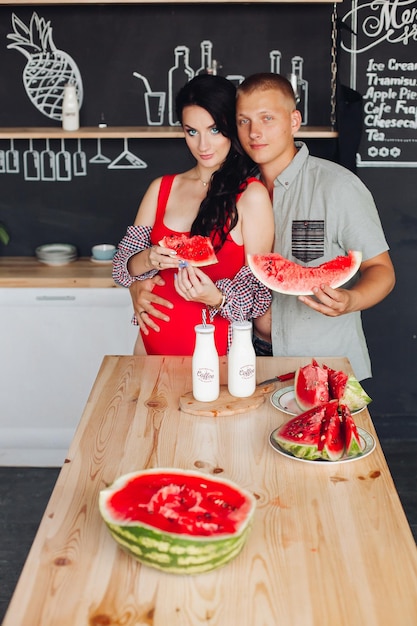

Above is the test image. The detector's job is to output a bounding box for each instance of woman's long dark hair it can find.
[175,74,256,251]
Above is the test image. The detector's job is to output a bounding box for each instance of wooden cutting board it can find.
[179,383,275,416]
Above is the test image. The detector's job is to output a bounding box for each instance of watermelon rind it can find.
[248,251,362,296]
[99,468,256,575]
[341,405,365,457]
[341,375,372,412]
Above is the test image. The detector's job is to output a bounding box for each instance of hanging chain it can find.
[330,2,338,130]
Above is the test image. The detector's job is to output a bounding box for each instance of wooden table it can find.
[3,356,417,626]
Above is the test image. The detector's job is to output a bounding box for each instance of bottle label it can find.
[196,368,215,383]
[239,364,255,379]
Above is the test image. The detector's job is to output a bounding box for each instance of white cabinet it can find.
[0,287,137,466]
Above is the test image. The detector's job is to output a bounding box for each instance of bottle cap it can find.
[232,321,252,331]
[194,323,215,333]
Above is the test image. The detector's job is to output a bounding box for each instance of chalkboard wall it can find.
[0,3,333,255]
[0,2,415,419]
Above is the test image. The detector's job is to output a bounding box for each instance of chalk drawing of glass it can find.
[133,72,166,125]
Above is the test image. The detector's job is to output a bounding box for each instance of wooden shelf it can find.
[0,126,338,139]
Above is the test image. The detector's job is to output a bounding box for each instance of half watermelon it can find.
[159,234,218,267]
[248,250,362,295]
[99,468,256,574]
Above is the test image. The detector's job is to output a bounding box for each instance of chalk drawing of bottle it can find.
[290,56,308,125]
[195,40,213,75]
[270,50,282,74]
[168,45,194,126]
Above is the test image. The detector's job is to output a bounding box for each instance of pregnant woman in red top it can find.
[113,74,274,356]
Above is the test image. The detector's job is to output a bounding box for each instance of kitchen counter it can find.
[0,256,117,288]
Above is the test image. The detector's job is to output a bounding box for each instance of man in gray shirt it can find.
[235,73,395,380]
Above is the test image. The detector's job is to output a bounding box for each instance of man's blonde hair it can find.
[237,72,296,106]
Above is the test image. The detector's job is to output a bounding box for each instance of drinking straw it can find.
[133,72,152,94]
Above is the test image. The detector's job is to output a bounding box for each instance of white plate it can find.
[270,385,366,416]
[269,426,375,464]
[37,255,77,266]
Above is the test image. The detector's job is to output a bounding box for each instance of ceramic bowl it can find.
[91,244,116,261]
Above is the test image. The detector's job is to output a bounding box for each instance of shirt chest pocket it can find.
[292,220,324,263]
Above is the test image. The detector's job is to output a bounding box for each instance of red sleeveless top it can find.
[142,174,256,356]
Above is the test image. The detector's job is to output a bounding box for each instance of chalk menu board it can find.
[339,0,417,168]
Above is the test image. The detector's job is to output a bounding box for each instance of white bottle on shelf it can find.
[227,321,256,398]
[62,84,79,131]
[192,324,219,402]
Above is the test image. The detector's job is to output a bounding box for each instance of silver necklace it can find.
[195,169,210,187]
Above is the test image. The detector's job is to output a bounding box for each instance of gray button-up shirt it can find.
[270,142,389,380]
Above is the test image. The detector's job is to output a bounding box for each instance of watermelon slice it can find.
[295,360,371,413]
[341,404,365,456]
[247,250,362,295]
[318,400,344,461]
[274,398,366,461]
[324,364,372,411]
[99,468,256,574]
[294,359,329,411]
[273,403,331,460]
[323,364,349,401]
[341,375,372,412]
[158,234,218,267]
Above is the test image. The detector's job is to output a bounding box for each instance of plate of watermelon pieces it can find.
[269,359,375,463]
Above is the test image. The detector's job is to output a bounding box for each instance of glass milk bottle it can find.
[192,324,219,402]
[228,321,256,398]
[62,84,79,131]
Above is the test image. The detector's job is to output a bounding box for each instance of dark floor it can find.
[1,416,416,623]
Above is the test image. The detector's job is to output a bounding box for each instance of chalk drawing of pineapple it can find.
[7,12,83,121]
